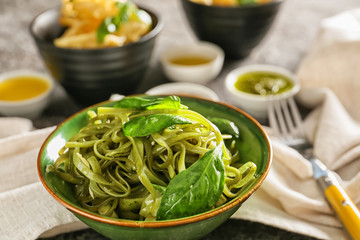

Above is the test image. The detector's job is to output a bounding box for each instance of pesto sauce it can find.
[234,72,294,96]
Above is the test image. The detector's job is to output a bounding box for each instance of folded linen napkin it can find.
[0,126,88,240]
[297,8,360,122]
[0,117,33,138]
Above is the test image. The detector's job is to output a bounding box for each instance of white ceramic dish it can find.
[0,69,54,119]
[146,82,220,101]
[224,64,300,120]
[160,41,224,83]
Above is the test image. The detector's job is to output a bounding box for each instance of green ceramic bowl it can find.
[37,95,272,240]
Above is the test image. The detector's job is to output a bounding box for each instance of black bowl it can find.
[29,6,163,105]
[180,0,282,59]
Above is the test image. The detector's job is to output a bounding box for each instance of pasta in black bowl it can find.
[29,1,163,105]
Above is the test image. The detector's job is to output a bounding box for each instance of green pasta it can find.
[53,96,257,221]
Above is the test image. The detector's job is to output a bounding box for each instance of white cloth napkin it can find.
[2,8,360,240]
[0,117,33,138]
[297,8,360,122]
[0,126,88,240]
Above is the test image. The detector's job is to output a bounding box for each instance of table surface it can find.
[1,0,360,239]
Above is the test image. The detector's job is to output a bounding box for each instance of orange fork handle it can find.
[324,184,360,240]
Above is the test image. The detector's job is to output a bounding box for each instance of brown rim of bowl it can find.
[29,4,163,53]
[37,95,272,228]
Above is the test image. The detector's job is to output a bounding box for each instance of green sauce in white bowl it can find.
[235,72,294,96]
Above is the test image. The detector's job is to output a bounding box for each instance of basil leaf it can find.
[208,117,240,139]
[115,1,131,23]
[114,96,156,109]
[156,144,225,220]
[147,96,183,110]
[123,114,192,137]
[153,184,166,195]
[114,96,184,110]
[96,2,131,43]
[97,18,114,43]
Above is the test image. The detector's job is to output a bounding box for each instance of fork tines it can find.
[268,97,305,143]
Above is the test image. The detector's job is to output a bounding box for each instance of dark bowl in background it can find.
[29,6,162,105]
[179,0,283,59]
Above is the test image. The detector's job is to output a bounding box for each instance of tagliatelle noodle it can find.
[53,107,257,220]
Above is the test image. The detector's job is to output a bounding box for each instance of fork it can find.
[268,97,360,240]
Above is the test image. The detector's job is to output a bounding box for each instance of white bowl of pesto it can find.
[224,64,300,120]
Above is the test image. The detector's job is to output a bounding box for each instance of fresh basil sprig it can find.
[156,144,225,220]
[153,184,166,195]
[114,96,185,110]
[123,114,192,137]
[208,117,240,139]
[97,1,132,43]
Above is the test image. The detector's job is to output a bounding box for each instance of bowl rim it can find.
[181,0,284,9]
[160,41,225,69]
[225,64,300,102]
[37,96,272,228]
[146,83,220,101]
[29,4,163,53]
[0,69,54,106]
